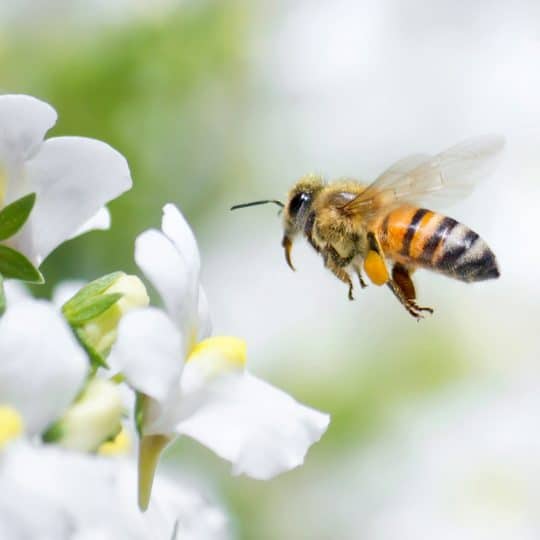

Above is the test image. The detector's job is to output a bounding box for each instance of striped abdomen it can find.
[377,206,499,282]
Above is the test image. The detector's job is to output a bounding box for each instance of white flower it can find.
[109,204,330,509]
[0,298,87,435]
[0,441,229,540]
[0,94,132,266]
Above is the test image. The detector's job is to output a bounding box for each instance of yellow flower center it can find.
[187,336,247,375]
[0,405,23,447]
[98,427,132,456]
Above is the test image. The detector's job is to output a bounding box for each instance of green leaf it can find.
[0,193,36,241]
[65,292,123,326]
[62,271,123,316]
[0,275,5,317]
[0,245,43,283]
[75,327,109,370]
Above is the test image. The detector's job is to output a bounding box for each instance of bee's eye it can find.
[289,192,311,217]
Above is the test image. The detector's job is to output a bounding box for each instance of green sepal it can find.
[0,275,5,316]
[64,292,123,326]
[0,193,36,241]
[135,392,145,438]
[74,327,109,371]
[0,245,43,283]
[42,421,64,443]
[62,271,123,314]
[62,271,123,322]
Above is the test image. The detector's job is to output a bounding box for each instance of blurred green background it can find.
[2,1,540,538]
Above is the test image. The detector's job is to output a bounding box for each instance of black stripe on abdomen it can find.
[400,208,429,256]
[420,216,458,264]
[438,228,478,271]
[436,222,498,282]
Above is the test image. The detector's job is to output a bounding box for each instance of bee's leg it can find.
[354,263,368,288]
[392,263,416,301]
[387,264,434,319]
[364,232,432,319]
[386,280,423,319]
[322,246,355,300]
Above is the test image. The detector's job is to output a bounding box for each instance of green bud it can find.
[64,272,149,357]
[44,378,124,452]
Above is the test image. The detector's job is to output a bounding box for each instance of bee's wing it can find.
[342,135,505,218]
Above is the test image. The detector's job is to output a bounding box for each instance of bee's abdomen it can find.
[379,207,499,282]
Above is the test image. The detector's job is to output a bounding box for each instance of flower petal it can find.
[0,299,87,434]
[70,206,111,239]
[2,442,228,540]
[135,229,198,346]
[3,280,31,305]
[161,204,201,278]
[0,94,56,167]
[17,136,132,263]
[197,285,212,341]
[108,308,183,404]
[176,371,330,479]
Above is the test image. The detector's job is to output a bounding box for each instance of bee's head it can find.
[229,174,324,271]
[282,175,324,270]
[283,175,323,235]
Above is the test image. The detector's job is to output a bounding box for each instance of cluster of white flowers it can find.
[0,95,330,538]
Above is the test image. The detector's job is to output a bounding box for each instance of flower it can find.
[0,298,87,436]
[0,94,132,266]
[0,441,229,540]
[0,277,147,451]
[109,204,330,510]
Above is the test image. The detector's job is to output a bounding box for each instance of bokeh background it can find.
[2,1,540,538]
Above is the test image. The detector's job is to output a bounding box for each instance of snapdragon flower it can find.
[0,94,132,267]
[109,204,330,510]
[0,275,147,453]
[0,298,87,436]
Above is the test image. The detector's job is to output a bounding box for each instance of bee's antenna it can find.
[230,200,284,211]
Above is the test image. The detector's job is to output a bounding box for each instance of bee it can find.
[231,135,503,318]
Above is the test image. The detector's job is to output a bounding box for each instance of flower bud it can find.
[83,274,149,355]
[98,426,131,456]
[63,272,149,357]
[43,378,124,452]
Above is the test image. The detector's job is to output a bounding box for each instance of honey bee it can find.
[232,135,503,318]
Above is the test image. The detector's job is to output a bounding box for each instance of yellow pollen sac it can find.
[98,427,131,456]
[364,250,389,286]
[0,405,24,448]
[188,336,247,369]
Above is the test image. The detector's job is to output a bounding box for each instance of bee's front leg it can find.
[322,246,355,300]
